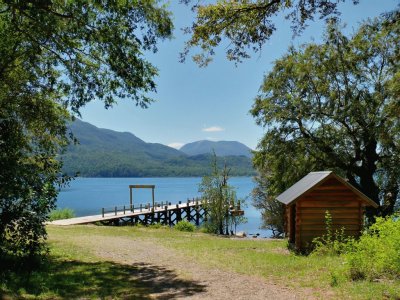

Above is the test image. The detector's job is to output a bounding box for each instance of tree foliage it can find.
[181,0,359,65]
[0,50,71,261]
[199,154,244,235]
[252,171,285,237]
[251,12,400,219]
[0,0,173,262]
[1,0,173,111]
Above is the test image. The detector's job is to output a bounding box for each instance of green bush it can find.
[48,208,75,221]
[329,269,348,287]
[312,211,355,256]
[175,220,195,232]
[345,215,400,281]
[198,223,217,234]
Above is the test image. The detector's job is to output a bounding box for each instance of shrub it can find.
[312,211,355,256]
[175,220,195,232]
[329,269,347,287]
[345,214,400,281]
[48,208,75,221]
[198,222,218,234]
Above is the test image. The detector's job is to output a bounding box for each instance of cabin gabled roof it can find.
[276,171,332,205]
[276,171,378,208]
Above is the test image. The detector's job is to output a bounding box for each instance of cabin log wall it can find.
[294,178,366,249]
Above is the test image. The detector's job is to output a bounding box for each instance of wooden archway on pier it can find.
[129,185,155,209]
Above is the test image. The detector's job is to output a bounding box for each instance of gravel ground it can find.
[60,233,328,300]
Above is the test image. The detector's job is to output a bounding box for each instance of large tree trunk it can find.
[359,170,380,219]
[219,221,224,235]
[358,139,380,219]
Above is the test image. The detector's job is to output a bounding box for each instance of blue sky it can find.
[80,0,398,150]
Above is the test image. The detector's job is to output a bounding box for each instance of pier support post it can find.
[164,205,168,225]
[176,205,182,223]
[186,201,191,222]
[151,186,154,207]
[169,210,173,226]
[196,206,200,226]
[130,188,133,208]
[155,211,160,224]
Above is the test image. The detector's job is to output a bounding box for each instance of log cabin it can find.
[276,171,378,251]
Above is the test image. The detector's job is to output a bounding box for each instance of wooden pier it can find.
[50,198,206,226]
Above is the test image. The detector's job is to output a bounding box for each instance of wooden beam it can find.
[152,187,155,211]
[128,185,155,189]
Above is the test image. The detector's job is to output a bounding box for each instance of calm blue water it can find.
[57,177,272,237]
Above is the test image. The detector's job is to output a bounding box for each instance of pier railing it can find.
[101,198,202,218]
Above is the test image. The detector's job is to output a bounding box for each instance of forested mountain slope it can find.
[62,120,255,177]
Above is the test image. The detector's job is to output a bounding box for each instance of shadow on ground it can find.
[1,258,207,299]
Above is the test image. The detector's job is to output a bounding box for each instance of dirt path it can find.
[60,233,322,300]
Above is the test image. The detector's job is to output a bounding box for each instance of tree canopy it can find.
[1,0,173,111]
[0,0,173,262]
[251,11,400,219]
[181,0,359,65]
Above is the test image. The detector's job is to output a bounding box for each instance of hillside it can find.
[180,140,252,158]
[61,120,255,177]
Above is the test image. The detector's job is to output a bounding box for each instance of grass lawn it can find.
[1,225,399,299]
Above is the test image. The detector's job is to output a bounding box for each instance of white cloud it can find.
[202,126,225,132]
[168,142,184,149]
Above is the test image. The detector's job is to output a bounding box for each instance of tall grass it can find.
[48,208,75,221]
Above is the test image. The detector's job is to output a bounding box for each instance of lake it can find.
[57,177,272,237]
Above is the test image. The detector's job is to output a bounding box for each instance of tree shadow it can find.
[1,258,207,299]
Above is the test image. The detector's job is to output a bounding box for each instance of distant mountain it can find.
[180,140,252,158]
[61,120,255,177]
[68,120,183,159]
